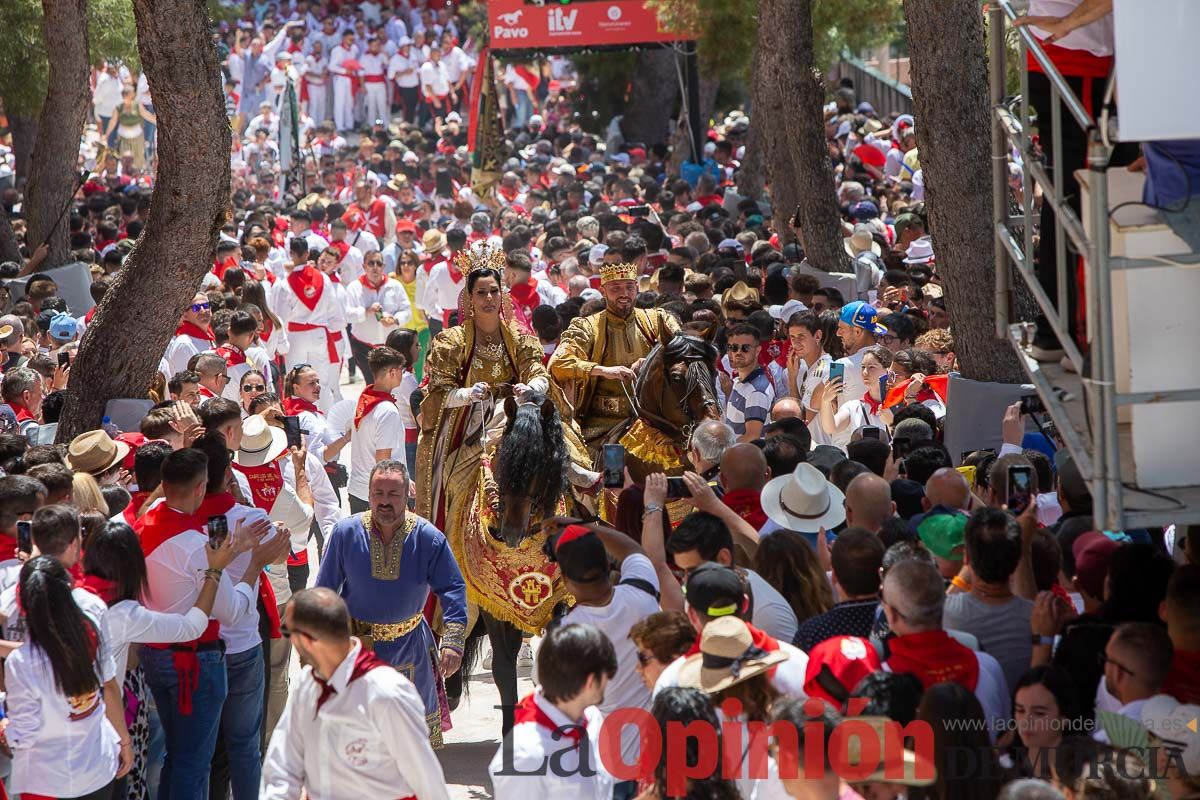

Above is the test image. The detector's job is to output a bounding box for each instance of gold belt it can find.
[351,612,424,643]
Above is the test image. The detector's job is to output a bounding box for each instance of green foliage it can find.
[567,51,640,130]
[0,0,139,117]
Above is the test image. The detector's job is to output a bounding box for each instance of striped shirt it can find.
[724,366,774,437]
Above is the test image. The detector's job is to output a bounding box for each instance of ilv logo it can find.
[494,8,528,39]
[547,7,578,33]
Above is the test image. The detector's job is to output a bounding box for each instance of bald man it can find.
[925,467,971,511]
[843,472,895,534]
[719,443,771,532]
[770,396,804,421]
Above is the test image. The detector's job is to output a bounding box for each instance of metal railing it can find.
[833,54,913,117]
[989,0,1199,529]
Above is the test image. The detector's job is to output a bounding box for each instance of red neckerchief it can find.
[282,396,320,416]
[0,531,15,560]
[1164,649,1200,705]
[287,264,325,312]
[355,384,395,429]
[199,385,216,400]
[314,644,390,718]
[358,273,387,292]
[764,338,789,368]
[85,306,98,323]
[498,185,520,203]
[882,374,949,409]
[886,630,980,691]
[193,491,236,522]
[862,392,884,417]
[213,255,239,282]
[513,692,584,748]
[510,280,539,316]
[78,573,119,605]
[11,403,34,423]
[328,240,350,262]
[231,460,285,512]
[721,489,767,531]
[216,343,247,367]
[136,503,200,554]
[445,258,463,283]
[175,321,215,343]
[123,490,152,527]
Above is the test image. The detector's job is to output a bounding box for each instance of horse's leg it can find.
[482,610,524,736]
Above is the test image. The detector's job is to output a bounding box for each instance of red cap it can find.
[548,80,561,93]
[803,636,881,706]
[1072,532,1122,600]
[115,432,149,471]
[554,524,592,553]
[627,147,647,160]
[396,219,418,234]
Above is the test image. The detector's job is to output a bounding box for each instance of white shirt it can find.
[360,52,387,80]
[212,502,275,654]
[794,353,832,413]
[161,331,213,382]
[422,260,462,321]
[306,450,342,546]
[330,44,361,78]
[744,569,799,645]
[560,554,660,766]
[393,371,420,432]
[273,267,346,345]
[6,640,120,797]
[261,638,451,800]
[1027,0,1114,55]
[835,349,868,403]
[0,584,109,645]
[348,398,403,500]
[142,510,258,636]
[440,47,474,86]
[419,59,450,97]
[345,276,412,346]
[489,689,613,800]
[388,50,421,88]
[94,71,125,117]
[101,599,210,678]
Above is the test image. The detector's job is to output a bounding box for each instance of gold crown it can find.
[599,262,638,285]
[453,242,507,276]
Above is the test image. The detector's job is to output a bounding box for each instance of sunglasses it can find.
[728,343,758,354]
[242,384,267,393]
[191,302,211,312]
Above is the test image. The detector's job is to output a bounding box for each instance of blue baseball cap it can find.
[849,200,880,221]
[49,312,79,343]
[839,301,888,336]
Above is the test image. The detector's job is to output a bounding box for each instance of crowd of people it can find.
[0,0,1196,799]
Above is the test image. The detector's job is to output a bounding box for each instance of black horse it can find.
[453,389,573,734]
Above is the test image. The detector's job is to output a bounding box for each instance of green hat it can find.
[894,212,922,238]
[917,511,967,561]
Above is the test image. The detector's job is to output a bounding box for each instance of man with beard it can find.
[260,588,451,800]
[548,262,680,461]
[315,460,467,748]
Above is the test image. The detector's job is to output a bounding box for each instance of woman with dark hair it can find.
[1003,665,1079,779]
[4,556,132,798]
[752,530,834,626]
[239,280,284,364]
[280,363,350,467]
[629,611,696,691]
[639,687,741,800]
[913,682,1007,800]
[81,521,248,800]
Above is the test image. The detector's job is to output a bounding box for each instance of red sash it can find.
[1027,40,1114,79]
[287,265,325,312]
[282,397,320,416]
[175,321,215,343]
[287,322,342,363]
[315,645,390,716]
[1163,649,1200,705]
[363,74,385,83]
[123,490,152,527]
[138,503,221,715]
[216,343,247,367]
[513,692,584,748]
[355,385,395,429]
[721,489,767,531]
[886,630,980,691]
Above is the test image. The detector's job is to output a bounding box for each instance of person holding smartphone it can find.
[784,311,833,425]
[817,345,893,452]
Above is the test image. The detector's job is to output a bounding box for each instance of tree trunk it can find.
[757,0,848,270]
[8,114,38,188]
[24,0,90,270]
[902,0,1023,383]
[737,49,766,200]
[622,48,680,147]
[57,0,231,441]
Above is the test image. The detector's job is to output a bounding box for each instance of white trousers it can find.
[305,83,328,126]
[331,75,355,131]
[363,82,388,127]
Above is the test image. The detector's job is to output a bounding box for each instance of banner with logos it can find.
[487,0,693,51]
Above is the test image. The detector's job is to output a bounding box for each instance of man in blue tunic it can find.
[316,459,468,747]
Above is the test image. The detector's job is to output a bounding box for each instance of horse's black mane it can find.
[493,391,570,520]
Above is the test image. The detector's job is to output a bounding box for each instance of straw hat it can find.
[422,229,447,254]
[236,415,287,467]
[761,463,846,533]
[844,716,936,786]
[67,430,131,476]
[676,616,788,694]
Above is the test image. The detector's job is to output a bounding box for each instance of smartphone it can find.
[893,436,911,459]
[16,520,32,554]
[1019,394,1047,415]
[1007,465,1034,515]
[58,351,70,369]
[666,476,692,499]
[602,444,625,489]
[625,204,651,218]
[282,415,303,450]
[861,426,882,440]
[207,515,229,550]
[828,362,845,384]
[879,375,889,402]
